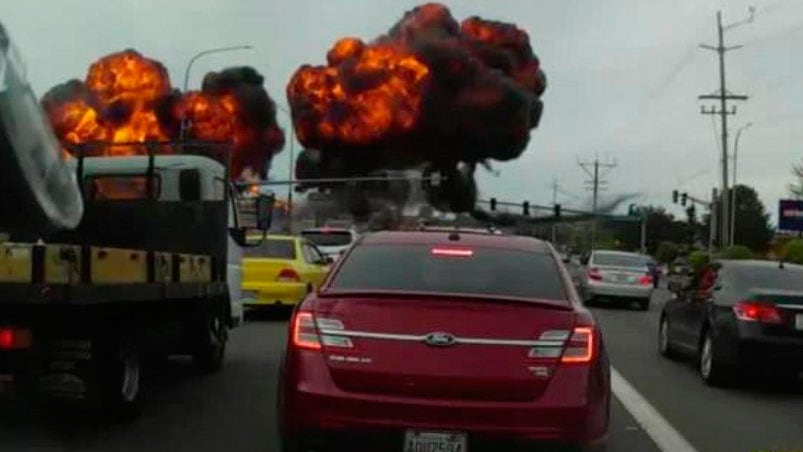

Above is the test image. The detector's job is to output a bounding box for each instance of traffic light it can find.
[672,190,679,204]
[523,201,530,216]
[554,203,561,219]
[681,192,688,206]
[490,198,497,211]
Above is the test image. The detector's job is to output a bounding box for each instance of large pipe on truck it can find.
[0,22,83,235]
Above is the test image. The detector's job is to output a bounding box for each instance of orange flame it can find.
[287,38,430,147]
[43,50,285,183]
[43,50,172,159]
[179,92,256,148]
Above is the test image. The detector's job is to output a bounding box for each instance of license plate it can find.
[795,314,803,330]
[241,291,258,301]
[404,430,467,452]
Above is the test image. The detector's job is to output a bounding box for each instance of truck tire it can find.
[192,301,228,374]
[98,338,143,420]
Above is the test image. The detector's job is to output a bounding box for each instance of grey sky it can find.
[2,0,802,221]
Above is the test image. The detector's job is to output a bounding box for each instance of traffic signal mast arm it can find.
[684,193,714,208]
[672,190,712,208]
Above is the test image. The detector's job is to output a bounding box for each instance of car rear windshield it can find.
[301,230,353,247]
[727,264,803,291]
[328,244,567,301]
[243,239,296,259]
[593,253,648,268]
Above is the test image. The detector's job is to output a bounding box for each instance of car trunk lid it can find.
[593,265,649,285]
[313,293,575,401]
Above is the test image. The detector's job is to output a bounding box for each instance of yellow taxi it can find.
[241,235,332,308]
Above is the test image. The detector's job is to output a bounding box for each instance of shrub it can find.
[782,239,803,264]
[687,251,710,272]
[718,245,754,260]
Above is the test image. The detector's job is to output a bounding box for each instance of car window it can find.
[329,244,567,301]
[592,253,648,268]
[309,244,326,263]
[301,243,323,264]
[301,230,353,247]
[727,264,803,291]
[85,175,161,201]
[243,239,296,259]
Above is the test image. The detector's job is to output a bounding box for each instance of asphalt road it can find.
[2,288,801,451]
[2,311,660,452]
[589,288,803,452]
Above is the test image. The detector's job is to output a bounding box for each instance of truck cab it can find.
[74,155,246,326]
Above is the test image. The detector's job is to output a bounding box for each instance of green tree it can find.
[608,206,688,254]
[789,163,803,199]
[730,184,773,252]
[655,241,679,264]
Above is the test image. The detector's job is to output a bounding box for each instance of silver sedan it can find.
[580,250,654,310]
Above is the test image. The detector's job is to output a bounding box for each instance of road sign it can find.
[779,199,803,232]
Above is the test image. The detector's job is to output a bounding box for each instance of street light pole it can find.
[275,104,295,232]
[179,45,253,140]
[731,122,752,246]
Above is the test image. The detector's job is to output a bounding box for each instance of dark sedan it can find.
[659,259,803,386]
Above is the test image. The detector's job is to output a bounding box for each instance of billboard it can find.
[778,199,803,232]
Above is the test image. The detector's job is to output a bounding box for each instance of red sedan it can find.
[278,230,610,451]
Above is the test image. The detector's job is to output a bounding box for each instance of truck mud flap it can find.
[37,339,92,401]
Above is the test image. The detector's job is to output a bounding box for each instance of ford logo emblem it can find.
[424,332,457,347]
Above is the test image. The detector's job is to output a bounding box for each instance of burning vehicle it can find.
[287,3,546,221]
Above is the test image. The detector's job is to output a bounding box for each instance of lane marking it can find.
[611,366,699,452]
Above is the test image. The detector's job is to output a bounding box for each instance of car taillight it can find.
[638,274,652,286]
[0,327,32,350]
[291,312,352,351]
[733,300,783,324]
[277,268,301,283]
[587,268,602,281]
[561,327,595,363]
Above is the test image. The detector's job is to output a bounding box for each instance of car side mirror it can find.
[231,193,275,247]
[324,256,334,265]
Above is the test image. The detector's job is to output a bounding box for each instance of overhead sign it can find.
[778,199,803,231]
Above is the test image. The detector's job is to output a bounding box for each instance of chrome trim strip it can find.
[318,329,564,347]
[780,304,803,310]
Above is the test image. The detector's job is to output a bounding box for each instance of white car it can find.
[580,250,655,310]
[299,227,358,261]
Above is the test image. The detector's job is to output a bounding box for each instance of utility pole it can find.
[710,188,718,257]
[640,213,647,255]
[578,157,616,250]
[698,8,753,247]
[551,179,558,244]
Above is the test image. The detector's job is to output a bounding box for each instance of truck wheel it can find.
[99,338,143,420]
[192,307,228,374]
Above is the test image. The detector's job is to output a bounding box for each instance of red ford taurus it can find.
[278,229,610,451]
